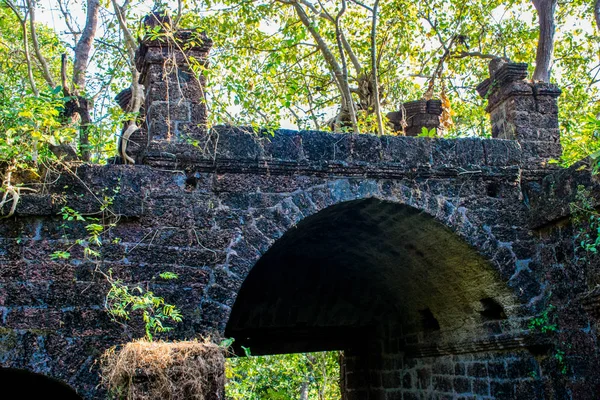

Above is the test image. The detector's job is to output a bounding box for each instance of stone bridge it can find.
[1,24,599,400]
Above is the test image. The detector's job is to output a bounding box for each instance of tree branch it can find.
[334,0,359,132]
[72,0,99,93]
[532,0,557,82]
[72,0,100,161]
[27,0,56,88]
[57,0,80,45]
[349,0,372,12]
[5,0,38,96]
[371,0,383,135]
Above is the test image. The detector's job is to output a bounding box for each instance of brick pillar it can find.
[387,99,442,136]
[135,12,212,142]
[477,60,562,163]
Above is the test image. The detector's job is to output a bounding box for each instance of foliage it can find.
[225,351,341,400]
[0,0,599,166]
[105,271,183,341]
[571,185,600,256]
[528,304,558,333]
[418,126,437,138]
[51,191,183,341]
[0,85,74,167]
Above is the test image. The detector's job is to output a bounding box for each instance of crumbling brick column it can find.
[135,12,212,142]
[387,99,442,136]
[477,60,562,163]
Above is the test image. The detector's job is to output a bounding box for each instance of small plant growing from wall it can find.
[50,181,183,341]
[571,185,600,257]
[528,302,569,375]
[528,304,558,334]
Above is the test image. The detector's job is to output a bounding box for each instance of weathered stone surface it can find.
[1,123,596,400]
[4,28,600,400]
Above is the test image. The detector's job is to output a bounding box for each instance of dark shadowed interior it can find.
[225,199,512,355]
[0,368,83,399]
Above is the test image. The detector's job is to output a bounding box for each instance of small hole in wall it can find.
[479,298,507,321]
[185,176,198,191]
[527,344,551,357]
[419,308,440,331]
[487,183,500,198]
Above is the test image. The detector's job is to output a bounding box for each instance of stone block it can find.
[487,362,507,379]
[536,96,559,114]
[472,379,490,396]
[491,381,515,399]
[513,111,531,127]
[467,362,488,378]
[453,376,470,393]
[402,392,420,400]
[402,372,412,389]
[506,358,537,380]
[382,136,433,167]
[300,130,352,162]
[432,376,453,393]
[416,368,431,389]
[260,129,303,161]
[382,371,401,388]
[190,102,208,123]
[454,363,466,375]
[520,141,562,163]
[147,102,191,122]
[351,134,383,163]
[432,362,454,375]
[510,95,537,112]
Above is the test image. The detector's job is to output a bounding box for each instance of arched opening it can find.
[0,368,83,399]
[225,198,516,397]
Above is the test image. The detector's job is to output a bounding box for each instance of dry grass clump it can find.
[100,339,225,400]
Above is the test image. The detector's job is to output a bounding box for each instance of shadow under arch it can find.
[0,368,83,400]
[225,198,516,356]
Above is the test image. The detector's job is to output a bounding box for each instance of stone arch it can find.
[0,368,83,399]
[209,177,536,335]
[223,197,519,356]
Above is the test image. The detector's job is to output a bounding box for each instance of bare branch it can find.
[349,0,372,12]
[5,0,38,96]
[27,0,56,88]
[57,0,80,44]
[301,0,362,74]
[61,54,70,96]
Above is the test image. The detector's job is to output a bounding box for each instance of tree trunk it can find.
[299,381,309,400]
[73,0,99,92]
[371,0,383,136]
[72,0,100,162]
[532,0,557,82]
[27,0,56,88]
